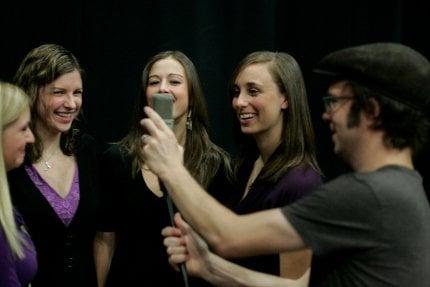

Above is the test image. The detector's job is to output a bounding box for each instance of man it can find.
[141,43,430,286]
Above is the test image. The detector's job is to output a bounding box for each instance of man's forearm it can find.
[204,251,304,287]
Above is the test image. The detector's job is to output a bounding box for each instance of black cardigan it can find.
[9,134,100,287]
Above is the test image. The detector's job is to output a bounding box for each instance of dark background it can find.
[1,0,429,186]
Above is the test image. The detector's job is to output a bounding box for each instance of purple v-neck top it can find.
[0,210,37,286]
[25,164,80,226]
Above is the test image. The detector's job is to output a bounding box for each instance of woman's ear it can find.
[281,96,288,110]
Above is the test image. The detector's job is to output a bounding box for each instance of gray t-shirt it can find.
[283,165,430,287]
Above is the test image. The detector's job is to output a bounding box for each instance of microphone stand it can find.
[160,180,190,287]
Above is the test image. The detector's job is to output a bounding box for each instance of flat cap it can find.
[314,43,430,112]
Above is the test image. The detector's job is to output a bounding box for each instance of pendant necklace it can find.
[42,148,58,171]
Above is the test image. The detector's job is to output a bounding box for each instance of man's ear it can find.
[364,97,381,124]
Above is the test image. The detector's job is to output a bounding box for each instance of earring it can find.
[186,110,192,131]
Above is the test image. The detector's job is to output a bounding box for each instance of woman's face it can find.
[146,57,189,124]
[36,69,83,135]
[2,108,34,171]
[231,63,288,140]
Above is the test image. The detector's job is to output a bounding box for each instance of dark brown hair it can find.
[230,51,321,183]
[120,51,232,188]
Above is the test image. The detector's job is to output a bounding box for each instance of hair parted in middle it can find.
[120,50,232,188]
[230,51,321,183]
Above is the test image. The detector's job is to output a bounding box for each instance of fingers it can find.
[161,226,183,237]
[163,234,188,270]
[140,116,160,139]
[168,254,188,270]
[143,106,170,132]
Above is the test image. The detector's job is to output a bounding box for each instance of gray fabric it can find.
[283,165,430,287]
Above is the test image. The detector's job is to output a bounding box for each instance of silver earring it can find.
[186,110,192,131]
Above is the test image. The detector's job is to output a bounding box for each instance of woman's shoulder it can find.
[279,165,323,190]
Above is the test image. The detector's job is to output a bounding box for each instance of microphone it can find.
[151,93,190,287]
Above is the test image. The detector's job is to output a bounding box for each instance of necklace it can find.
[42,149,58,171]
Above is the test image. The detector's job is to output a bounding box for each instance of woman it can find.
[9,44,100,286]
[95,51,232,286]
[0,82,37,286]
[224,51,322,281]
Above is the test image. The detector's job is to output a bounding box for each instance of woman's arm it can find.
[94,231,116,287]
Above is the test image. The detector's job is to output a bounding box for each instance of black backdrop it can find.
[1,0,429,184]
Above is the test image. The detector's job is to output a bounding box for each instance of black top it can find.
[9,134,100,287]
[99,144,233,287]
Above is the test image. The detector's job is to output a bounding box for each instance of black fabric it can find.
[99,144,233,287]
[8,134,100,287]
[1,1,429,193]
[313,43,430,113]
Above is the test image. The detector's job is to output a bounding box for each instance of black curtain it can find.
[1,0,429,186]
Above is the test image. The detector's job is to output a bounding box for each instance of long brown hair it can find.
[230,51,321,183]
[14,44,83,162]
[120,51,232,188]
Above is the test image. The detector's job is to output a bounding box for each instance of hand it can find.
[140,106,184,178]
[162,213,211,278]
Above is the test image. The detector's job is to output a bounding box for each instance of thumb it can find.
[174,213,191,235]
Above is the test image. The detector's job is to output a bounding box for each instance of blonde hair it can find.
[0,82,30,258]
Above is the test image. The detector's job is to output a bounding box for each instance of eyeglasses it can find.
[322,96,354,113]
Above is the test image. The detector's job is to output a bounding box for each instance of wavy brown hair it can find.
[13,44,83,162]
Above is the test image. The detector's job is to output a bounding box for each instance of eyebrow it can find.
[149,73,184,78]
[50,87,83,91]
[245,81,262,88]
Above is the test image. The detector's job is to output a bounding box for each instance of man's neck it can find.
[349,134,414,172]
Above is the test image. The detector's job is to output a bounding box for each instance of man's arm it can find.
[280,250,312,281]
[163,213,308,287]
[205,250,309,287]
[141,107,306,257]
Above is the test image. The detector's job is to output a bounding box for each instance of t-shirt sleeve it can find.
[282,174,382,256]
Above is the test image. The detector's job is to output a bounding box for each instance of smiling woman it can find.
[95,51,233,287]
[0,82,37,287]
[8,44,101,287]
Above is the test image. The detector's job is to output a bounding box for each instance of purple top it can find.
[0,211,37,286]
[25,164,80,226]
[229,160,322,275]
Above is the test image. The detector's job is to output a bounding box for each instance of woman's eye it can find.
[148,81,159,86]
[248,88,259,96]
[230,88,240,98]
[170,80,181,85]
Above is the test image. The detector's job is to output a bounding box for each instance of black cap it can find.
[314,43,430,112]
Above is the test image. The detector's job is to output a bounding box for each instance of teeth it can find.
[55,112,75,118]
[240,113,255,119]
